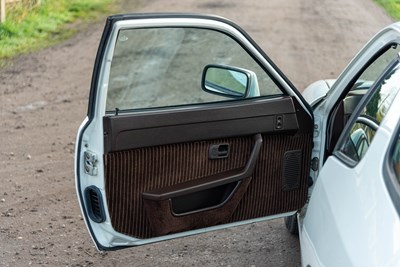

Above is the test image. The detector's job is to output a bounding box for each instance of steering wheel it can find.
[342,114,379,161]
[355,114,379,131]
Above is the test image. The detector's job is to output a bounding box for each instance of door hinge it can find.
[84,150,98,176]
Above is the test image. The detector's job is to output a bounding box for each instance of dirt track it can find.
[0,0,392,266]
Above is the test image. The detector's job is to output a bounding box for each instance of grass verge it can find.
[374,0,400,20]
[0,0,117,61]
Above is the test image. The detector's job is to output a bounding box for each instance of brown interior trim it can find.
[104,132,312,239]
[142,134,262,201]
[103,96,299,152]
[105,135,255,238]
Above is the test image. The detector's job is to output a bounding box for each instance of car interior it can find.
[325,44,400,160]
[326,83,369,156]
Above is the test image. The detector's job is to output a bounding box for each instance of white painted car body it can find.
[300,92,400,266]
[297,23,400,267]
[75,14,400,266]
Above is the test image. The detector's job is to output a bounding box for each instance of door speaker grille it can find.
[282,150,302,191]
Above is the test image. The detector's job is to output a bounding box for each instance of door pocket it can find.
[170,181,239,215]
[142,176,252,236]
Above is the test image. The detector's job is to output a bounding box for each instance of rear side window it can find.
[356,45,400,83]
[339,60,400,163]
[392,135,400,181]
[326,45,400,155]
[384,126,400,213]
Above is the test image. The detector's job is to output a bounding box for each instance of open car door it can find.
[75,14,314,250]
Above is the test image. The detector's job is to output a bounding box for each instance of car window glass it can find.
[343,45,400,114]
[106,27,283,112]
[326,45,400,155]
[392,133,400,181]
[356,45,400,83]
[340,61,400,162]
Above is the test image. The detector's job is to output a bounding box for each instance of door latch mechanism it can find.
[84,150,98,176]
[311,157,319,171]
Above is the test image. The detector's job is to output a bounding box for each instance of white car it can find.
[75,14,400,266]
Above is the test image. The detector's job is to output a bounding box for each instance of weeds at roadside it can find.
[0,0,116,61]
[374,0,400,20]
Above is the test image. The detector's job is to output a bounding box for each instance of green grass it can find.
[375,0,400,20]
[0,0,116,60]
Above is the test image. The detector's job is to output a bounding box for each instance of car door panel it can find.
[76,13,314,249]
[100,97,312,239]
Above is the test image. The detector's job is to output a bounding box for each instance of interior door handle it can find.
[209,144,230,159]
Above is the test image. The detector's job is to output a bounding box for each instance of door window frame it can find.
[333,57,400,167]
[86,13,313,120]
[325,43,400,158]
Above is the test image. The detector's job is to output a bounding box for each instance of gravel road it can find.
[0,0,392,266]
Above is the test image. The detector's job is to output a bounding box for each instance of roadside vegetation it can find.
[1,0,399,62]
[375,0,400,20]
[0,0,116,60]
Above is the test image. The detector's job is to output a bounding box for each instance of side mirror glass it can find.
[201,65,250,98]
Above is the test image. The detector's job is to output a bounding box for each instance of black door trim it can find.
[103,96,299,152]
